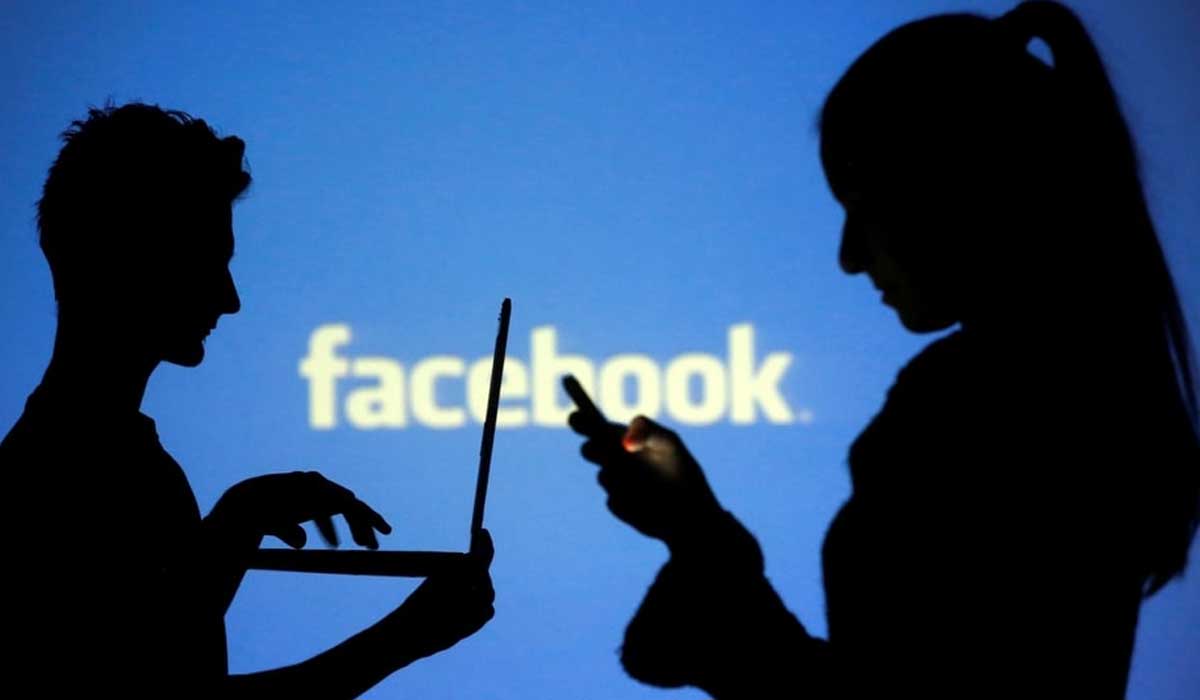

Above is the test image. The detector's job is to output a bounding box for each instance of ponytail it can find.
[995,1,1198,596]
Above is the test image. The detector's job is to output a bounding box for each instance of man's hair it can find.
[36,102,251,304]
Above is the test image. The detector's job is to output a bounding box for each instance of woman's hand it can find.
[569,413,723,546]
[210,471,392,550]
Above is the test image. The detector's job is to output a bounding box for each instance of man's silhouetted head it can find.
[37,102,250,366]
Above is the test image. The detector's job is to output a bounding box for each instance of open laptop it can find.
[246,297,511,576]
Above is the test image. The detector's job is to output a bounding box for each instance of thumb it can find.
[622,416,685,478]
[470,528,495,567]
[621,415,675,452]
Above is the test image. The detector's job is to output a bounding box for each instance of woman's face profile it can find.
[832,166,961,334]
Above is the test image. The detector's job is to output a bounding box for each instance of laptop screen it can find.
[248,298,510,574]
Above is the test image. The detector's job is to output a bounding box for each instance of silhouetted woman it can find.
[570,2,1199,697]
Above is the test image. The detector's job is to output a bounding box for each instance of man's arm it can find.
[224,612,419,700]
[224,532,496,699]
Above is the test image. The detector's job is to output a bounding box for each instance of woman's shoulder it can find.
[849,326,1090,489]
[892,329,966,390]
[889,325,1073,406]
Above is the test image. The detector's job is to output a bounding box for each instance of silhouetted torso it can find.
[619,328,1149,698]
[1,385,226,696]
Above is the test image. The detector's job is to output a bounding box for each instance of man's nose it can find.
[839,211,869,275]
[222,267,241,314]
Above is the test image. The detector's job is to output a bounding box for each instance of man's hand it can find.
[210,471,392,549]
[381,529,497,660]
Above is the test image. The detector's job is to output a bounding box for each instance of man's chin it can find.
[163,342,205,367]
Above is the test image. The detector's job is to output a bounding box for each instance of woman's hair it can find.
[37,101,252,305]
[819,1,1198,596]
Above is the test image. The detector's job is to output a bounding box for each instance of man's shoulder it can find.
[1,391,153,507]
[3,396,87,464]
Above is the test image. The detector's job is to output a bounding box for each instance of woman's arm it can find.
[570,414,832,697]
[624,507,832,699]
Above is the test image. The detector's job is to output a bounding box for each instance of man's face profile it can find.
[91,197,242,368]
[151,199,241,368]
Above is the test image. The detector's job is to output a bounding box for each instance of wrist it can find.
[666,505,764,571]
[370,605,437,666]
[204,498,264,554]
[664,497,728,553]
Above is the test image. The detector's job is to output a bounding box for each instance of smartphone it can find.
[562,374,608,434]
[563,375,659,456]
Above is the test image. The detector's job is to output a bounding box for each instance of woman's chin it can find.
[896,306,958,334]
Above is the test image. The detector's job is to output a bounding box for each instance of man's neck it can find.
[39,320,159,415]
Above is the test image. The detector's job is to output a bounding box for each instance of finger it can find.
[301,473,392,545]
[479,576,496,606]
[581,438,628,468]
[580,439,602,465]
[314,515,339,547]
[622,415,652,451]
[597,467,614,493]
[313,474,392,536]
[344,504,381,550]
[462,572,495,609]
[606,495,635,525]
[567,410,591,436]
[359,500,392,535]
[567,410,609,438]
[622,415,676,452]
[569,410,627,440]
[597,466,639,499]
[458,602,495,638]
[274,524,307,549]
[562,374,605,418]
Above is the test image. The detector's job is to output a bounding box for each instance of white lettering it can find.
[346,357,407,428]
[664,353,726,425]
[532,327,595,427]
[299,324,351,429]
[599,354,661,423]
[411,356,467,428]
[467,357,530,427]
[729,323,793,425]
[299,323,802,430]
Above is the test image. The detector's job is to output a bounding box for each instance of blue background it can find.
[2,2,1197,698]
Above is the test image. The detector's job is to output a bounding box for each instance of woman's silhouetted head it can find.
[37,102,250,367]
[820,0,1197,595]
[820,6,1073,333]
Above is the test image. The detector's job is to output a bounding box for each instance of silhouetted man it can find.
[1,103,495,698]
